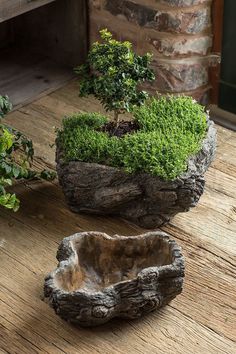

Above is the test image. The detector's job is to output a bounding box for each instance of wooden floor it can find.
[0,81,236,354]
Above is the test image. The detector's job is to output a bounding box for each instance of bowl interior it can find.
[55,234,173,293]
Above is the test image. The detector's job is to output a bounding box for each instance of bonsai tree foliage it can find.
[75,29,155,125]
[0,95,55,211]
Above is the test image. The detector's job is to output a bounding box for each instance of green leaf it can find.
[0,95,56,212]
[75,29,155,121]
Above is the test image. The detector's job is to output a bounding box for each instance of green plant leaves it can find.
[62,112,108,130]
[75,29,155,121]
[134,96,207,138]
[0,190,19,211]
[0,95,56,212]
[0,95,12,118]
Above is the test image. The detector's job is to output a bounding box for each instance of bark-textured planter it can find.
[56,120,216,228]
[44,231,184,327]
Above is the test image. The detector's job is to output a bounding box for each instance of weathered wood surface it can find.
[0,48,74,108]
[0,0,56,23]
[10,0,88,67]
[0,0,88,108]
[44,231,184,326]
[0,81,236,352]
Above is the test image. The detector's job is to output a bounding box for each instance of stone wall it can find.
[89,0,213,103]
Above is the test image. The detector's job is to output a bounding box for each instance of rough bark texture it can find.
[44,231,185,327]
[56,120,217,228]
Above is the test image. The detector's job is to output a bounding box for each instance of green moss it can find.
[62,112,108,130]
[58,96,208,180]
[134,96,207,139]
[112,130,200,180]
[58,126,110,164]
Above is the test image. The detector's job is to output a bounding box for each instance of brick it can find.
[150,35,212,57]
[153,8,211,34]
[90,0,102,10]
[117,0,210,10]
[147,60,209,92]
[159,0,210,6]
[90,0,213,96]
[105,0,156,27]
[144,84,210,104]
[105,0,211,34]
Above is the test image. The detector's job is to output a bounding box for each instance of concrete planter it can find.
[56,120,216,228]
[44,231,184,327]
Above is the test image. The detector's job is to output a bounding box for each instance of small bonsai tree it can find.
[75,29,155,125]
[0,95,55,211]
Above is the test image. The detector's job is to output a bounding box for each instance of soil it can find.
[100,120,140,138]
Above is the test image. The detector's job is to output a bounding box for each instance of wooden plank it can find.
[0,1,88,107]
[11,0,88,67]
[0,0,56,23]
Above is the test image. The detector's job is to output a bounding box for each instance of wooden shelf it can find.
[0,0,56,23]
[0,0,87,107]
[0,47,74,108]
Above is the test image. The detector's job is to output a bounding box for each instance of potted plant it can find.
[0,95,55,211]
[56,30,216,228]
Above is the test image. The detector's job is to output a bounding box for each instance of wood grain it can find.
[0,0,88,107]
[0,82,236,353]
[0,49,74,108]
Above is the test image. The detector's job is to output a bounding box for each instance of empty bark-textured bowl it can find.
[44,231,185,327]
[56,119,216,228]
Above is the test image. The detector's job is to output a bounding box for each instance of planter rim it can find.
[45,231,184,297]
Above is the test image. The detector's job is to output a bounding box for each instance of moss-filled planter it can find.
[44,231,184,327]
[56,96,217,228]
[56,119,216,228]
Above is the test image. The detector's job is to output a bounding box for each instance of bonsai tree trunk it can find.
[114,110,120,126]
